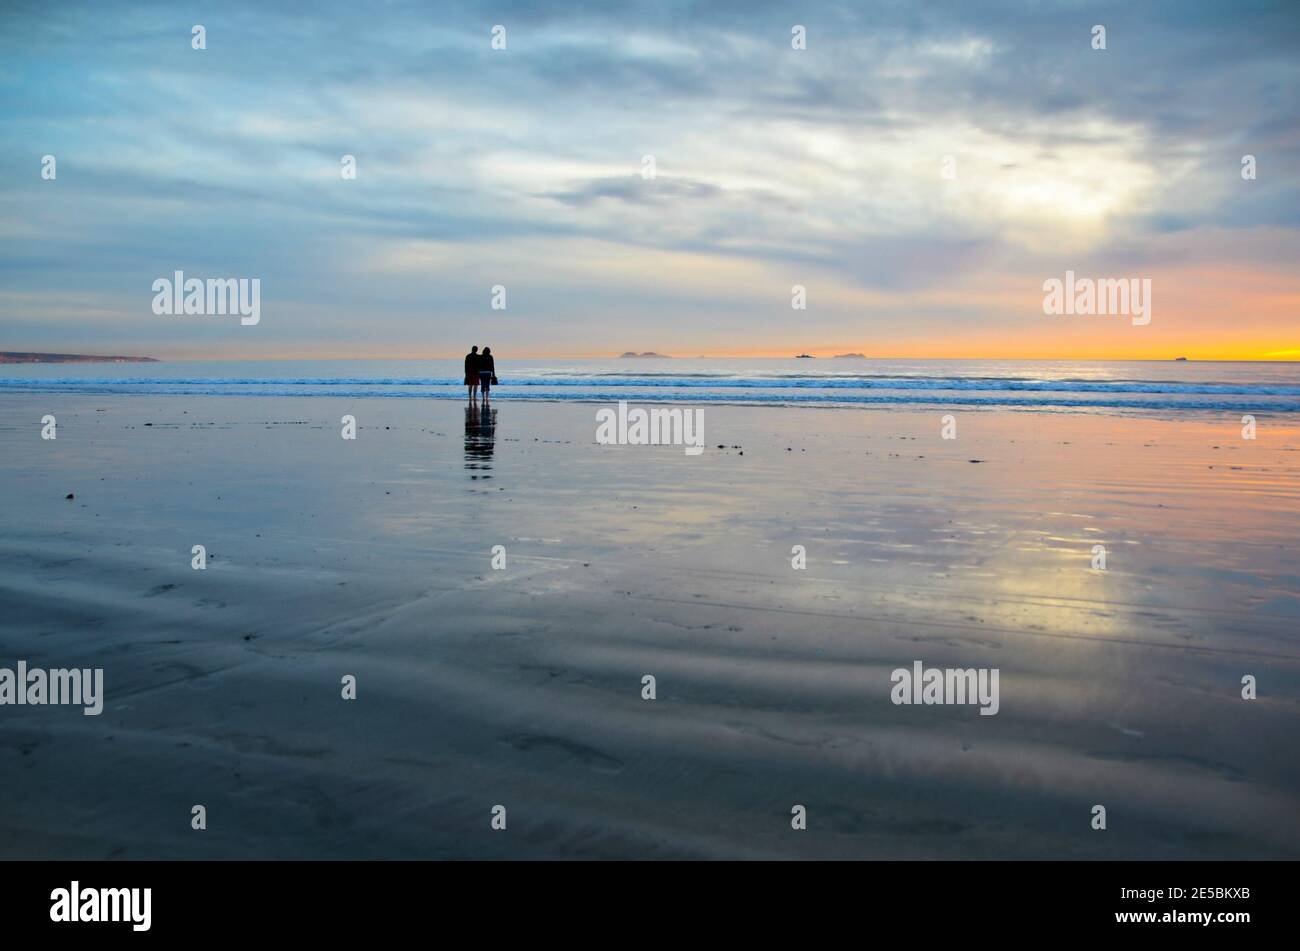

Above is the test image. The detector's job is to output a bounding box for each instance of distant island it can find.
[833,353,866,359]
[619,352,670,358]
[795,353,814,358]
[0,352,158,364]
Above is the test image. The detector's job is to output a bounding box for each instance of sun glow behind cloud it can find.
[0,1,1296,359]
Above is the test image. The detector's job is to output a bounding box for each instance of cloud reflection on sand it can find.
[0,397,1296,858]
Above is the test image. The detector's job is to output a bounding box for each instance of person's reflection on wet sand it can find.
[464,403,496,478]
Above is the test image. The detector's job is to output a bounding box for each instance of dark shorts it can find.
[478,371,492,390]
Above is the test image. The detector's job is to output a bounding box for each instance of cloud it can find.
[544,175,722,207]
[1,0,1297,356]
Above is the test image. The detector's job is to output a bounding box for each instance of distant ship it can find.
[1174,356,1188,361]
[795,353,814,358]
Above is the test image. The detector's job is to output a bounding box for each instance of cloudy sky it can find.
[2,0,1297,359]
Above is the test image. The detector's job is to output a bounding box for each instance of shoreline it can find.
[3,391,1297,419]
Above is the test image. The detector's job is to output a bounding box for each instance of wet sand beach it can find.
[1,395,1298,858]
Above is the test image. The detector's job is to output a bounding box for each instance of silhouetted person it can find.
[464,345,480,400]
[478,347,497,402]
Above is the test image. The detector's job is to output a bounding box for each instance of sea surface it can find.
[3,358,1299,415]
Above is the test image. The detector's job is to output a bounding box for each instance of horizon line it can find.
[5,351,1300,364]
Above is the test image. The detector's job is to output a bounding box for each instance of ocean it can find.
[3,358,1299,415]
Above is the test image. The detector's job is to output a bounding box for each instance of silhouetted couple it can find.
[464,346,497,401]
